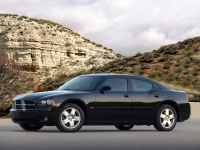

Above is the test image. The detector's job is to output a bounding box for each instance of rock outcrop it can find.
[0,14,121,72]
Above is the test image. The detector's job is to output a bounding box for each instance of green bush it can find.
[148,72,157,78]
[141,64,150,70]
[175,67,183,73]
[163,61,172,69]
[54,74,68,83]
[135,52,142,57]
[165,74,174,83]
[185,51,193,57]
[46,77,52,82]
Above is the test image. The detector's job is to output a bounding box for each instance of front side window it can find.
[131,79,153,91]
[58,76,102,91]
[101,78,128,91]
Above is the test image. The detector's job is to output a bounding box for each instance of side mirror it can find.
[99,85,111,93]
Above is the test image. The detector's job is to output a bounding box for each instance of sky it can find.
[1,0,200,56]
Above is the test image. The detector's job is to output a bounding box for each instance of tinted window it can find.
[58,76,102,91]
[102,78,128,91]
[131,79,153,91]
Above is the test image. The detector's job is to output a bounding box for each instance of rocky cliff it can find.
[0,14,121,72]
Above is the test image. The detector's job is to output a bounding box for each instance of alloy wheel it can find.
[160,108,175,128]
[61,107,81,129]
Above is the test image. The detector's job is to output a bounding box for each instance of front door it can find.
[95,77,132,122]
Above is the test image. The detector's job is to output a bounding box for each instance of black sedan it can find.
[10,74,190,132]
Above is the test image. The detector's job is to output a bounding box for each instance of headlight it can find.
[38,99,56,107]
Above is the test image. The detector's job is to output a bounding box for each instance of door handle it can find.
[124,94,129,98]
[154,94,160,98]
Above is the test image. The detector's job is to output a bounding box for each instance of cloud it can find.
[1,0,200,56]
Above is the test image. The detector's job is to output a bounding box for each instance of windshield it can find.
[58,76,103,91]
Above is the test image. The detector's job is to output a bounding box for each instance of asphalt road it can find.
[0,103,200,150]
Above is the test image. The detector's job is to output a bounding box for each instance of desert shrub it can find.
[135,52,142,57]
[192,70,198,76]
[185,51,193,57]
[148,72,157,78]
[163,61,172,69]
[140,54,153,63]
[192,37,200,44]
[174,74,180,80]
[129,70,135,74]
[178,44,185,49]
[74,32,80,36]
[165,74,174,83]
[193,47,199,52]
[165,45,178,54]
[46,77,52,82]
[141,64,150,70]
[54,73,68,83]
[183,71,189,75]
[29,17,61,26]
[96,44,103,47]
[158,46,166,53]
[175,67,183,73]
[184,64,190,68]
[174,62,181,67]
[195,60,200,66]
[0,14,18,17]
[159,57,167,62]
[17,15,28,21]
[153,53,161,58]
[117,59,127,65]
[139,70,144,74]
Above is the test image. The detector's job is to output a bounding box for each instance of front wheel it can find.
[115,125,134,130]
[56,103,85,132]
[154,104,177,131]
[19,124,43,131]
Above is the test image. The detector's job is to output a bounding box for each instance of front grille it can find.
[14,100,36,111]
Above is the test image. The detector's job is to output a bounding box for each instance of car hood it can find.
[13,90,88,101]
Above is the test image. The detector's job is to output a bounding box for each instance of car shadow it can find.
[4,129,162,133]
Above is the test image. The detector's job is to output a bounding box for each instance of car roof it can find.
[81,73,151,80]
[81,73,135,77]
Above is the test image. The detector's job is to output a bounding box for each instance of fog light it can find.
[45,117,48,121]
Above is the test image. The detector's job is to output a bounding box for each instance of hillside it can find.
[0,14,122,116]
[37,37,200,101]
[0,14,121,74]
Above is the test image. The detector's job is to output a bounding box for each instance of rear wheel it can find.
[19,124,43,131]
[56,103,85,132]
[154,104,177,131]
[115,125,134,130]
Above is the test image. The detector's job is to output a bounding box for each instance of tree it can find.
[0,53,22,116]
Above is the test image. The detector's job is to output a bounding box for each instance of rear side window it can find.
[131,79,153,91]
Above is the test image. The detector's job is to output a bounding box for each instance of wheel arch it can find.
[155,100,180,122]
[59,98,88,124]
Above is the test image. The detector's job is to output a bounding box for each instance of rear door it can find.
[130,78,162,122]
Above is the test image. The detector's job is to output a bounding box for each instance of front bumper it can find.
[10,107,59,126]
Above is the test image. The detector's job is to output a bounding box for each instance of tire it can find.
[115,125,134,130]
[56,103,85,132]
[154,104,177,131]
[19,124,43,131]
